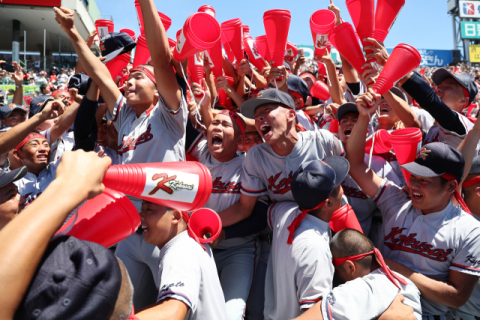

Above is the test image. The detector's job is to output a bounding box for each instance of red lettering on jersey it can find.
[149,173,176,195]
[117,124,154,155]
[384,227,453,262]
[268,172,292,194]
[212,177,241,194]
[318,114,332,129]
[376,152,398,162]
[341,182,368,199]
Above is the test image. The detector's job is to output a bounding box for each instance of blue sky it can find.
[96,0,454,50]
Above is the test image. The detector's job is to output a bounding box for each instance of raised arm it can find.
[320,49,345,105]
[138,0,182,111]
[48,99,81,143]
[53,7,121,116]
[458,117,480,187]
[383,91,421,129]
[345,90,384,198]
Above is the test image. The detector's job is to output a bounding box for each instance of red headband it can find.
[441,173,471,215]
[463,176,480,188]
[291,91,304,108]
[462,86,470,108]
[181,211,206,251]
[218,110,246,134]
[130,66,156,85]
[52,89,69,98]
[287,201,324,244]
[332,247,407,290]
[15,133,46,150]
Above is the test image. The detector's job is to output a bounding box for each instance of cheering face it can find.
[139,201,176,248]
[287,90,303,110]
[207,114,241,160]
[53,91,72,106]
[16,138,50,172]
[377,99,399,125]
[1,110,26,128]
[0,182,24,231]
[254,104,293,145]
[125,70,157,106]
[435,78,467,111]
[408,174,456,214]
[337,113,358,145]
[238,131,263,153]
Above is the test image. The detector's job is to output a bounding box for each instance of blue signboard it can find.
[386,48,453,67]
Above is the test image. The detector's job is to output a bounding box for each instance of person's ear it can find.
[474,186,480,199]
[325,197,334,208]
[286,109,296,123]
[12,149,22,162]
[171,209,182,225]
[237,134,245,146]
[446,180,457,194]
[344,260,356,276]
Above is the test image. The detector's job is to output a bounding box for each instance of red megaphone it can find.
[132,34,150,68]
[286,41,298,62]
[173,12,221,61]
[329,119,339,134]
[365,129,392,154]
[55,189,140,248]
[346,0,375,62]
[373,44,421,95]
[263,9,291,67]
[95,19,114,40]
[188,51,205,97]
[119,28,136,41]
[374,0,406,43]
[310,9,336,59]
[188,208,222,243]
[135,0,171,34]
[198,4,216,17]
[254,35,272,63]
[168,38,176,49]
[221,18,244,63]
[389,128,422,183]
[221,31,236,63]
[243,33,268,72]
[242,24,249,38]
[329,22,367,75]
[207,40,224,80]
[102,162,212,211]
[329,204,363,234]
[106,53,131,79]
[218,75,234,107]
[310,80,330,101]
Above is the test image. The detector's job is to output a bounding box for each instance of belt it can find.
[259,233,273,244]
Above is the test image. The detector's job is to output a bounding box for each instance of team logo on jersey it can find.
[341,182,368,199]
[416,148,431,161]
[148,173,194,195]
[466,255,480,267]
[384,227,453,262]
[212,177,241,194]
[117,124,154,155]
[268,171,292,194]
[159,282,185,292]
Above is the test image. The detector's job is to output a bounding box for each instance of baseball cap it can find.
[240,88,295,119]
[469,156,480,175]
[29,94,51,118]
[337,102,358,122]
[287,75,309,101]
[100,32,136,63]
[15,236,122,320]
[0,166,27,188]
[0,103,28,119]
[432,68,479,106]
[401,142,464,183]
[291,157,350,209]
[387,86,407,102]
[68,73,92,95]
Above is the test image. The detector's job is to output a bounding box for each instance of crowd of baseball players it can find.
[1,1,480,320]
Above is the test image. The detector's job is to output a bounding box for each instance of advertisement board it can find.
[459,1,480,18]
[386,48,452,66]
[461,21,480,39]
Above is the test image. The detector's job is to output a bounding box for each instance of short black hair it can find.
[330,229,373,269]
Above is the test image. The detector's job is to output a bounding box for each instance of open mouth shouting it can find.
[36,153,49,162]
[211,133,223,150]
[410,190,423,201]
[343,128,352,138]
[259,123,272,139]
[379,104,391,116]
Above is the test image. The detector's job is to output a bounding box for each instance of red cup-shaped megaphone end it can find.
[389,128,422,165]
[310,81,330,101]
[263,9,291,67]
[310,9,336,57]
[157,11,172,32]
[106,53,131,79]
[286,41,298,62]
[95,19,114,40]
[173,12,221,61]
[168,38,177,49]
[103,162,213,212]
[221,18,244,62]
[330,23,366,75]
[374,0,406,43]
[329,204,364,234]
[255,35,272,62]
[189,208,222,243]
[346,0,374,41]
[198,4,216,18]
[132,35,150,68]
[120,29,136,41]
[188,52,205,97]
[329,119,339,134]
[373,43,421,96]
[365,129,392,154]
[243,36,268,71]
[55,189,140,248]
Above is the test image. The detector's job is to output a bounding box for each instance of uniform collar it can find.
[159,230,190,259]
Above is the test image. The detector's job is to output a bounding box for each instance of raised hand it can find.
[363,38,389,66]
[40,99,66,120]
[53,7,76,33]
[12,62,23,85]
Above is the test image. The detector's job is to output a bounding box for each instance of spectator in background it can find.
[35,71,48,85]
[57,68,69,87]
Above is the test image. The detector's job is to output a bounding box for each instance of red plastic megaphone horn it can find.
[346,0,375,62]
[329,204,363,234]
[389,128,422,183]
[95,19,114,40]
[329,22,367,75]
[102,162,212,211]
[373,44,421,96]
[254,35,272,62]
[132,34,150,68]
[286,41,298,62]
[188,208,223,243]
[119,28,136,41]
[374,0,406,43]
[221,18,244,63]
[221,32,236,63]
[263,9,291,67]
[365,129,392,154]
[207,40,223,80]
[106,53,131,79]
[198,4,216,17]
[173,12,221,61]
[310,80,330,101]
[134,0,171,35]
[310,9,336,59]
[243,33,268,72]
[55,189,140,248]
[188,51,205,96]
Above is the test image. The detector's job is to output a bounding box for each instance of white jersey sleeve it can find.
[152,94,187,138]
[449,218,480,277]
[186,133,209,162]
[106,94,130,132]
[240,148,268,197]
[315,129,345,157]
[372,178,406,220]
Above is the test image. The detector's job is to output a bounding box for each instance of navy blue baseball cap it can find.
[29,94,51,118]
[287,75,309,102]
[337,102,358,122]
[0,103,28,119]
[100,32,136,62]
[432,69,478,106]
[15,236,122,320]
[292,157,350,209]
[401,142,464,183]
[68,73,92,96]
[0,166,27,188]
[240,88,295,119]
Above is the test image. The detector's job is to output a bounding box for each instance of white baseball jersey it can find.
[320,268,422,320]
[107,93,187,165]
[187,134,256,250]
[317,113,333,131]
[296,110,318,132]
[157,231,227,320]
[412,106,435,134]
[342,154,402,235]
[41,128,75,164]
[241,130,344,202]
[14,160,59,206]
[374,178,480,316]
[264,201,333,320]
